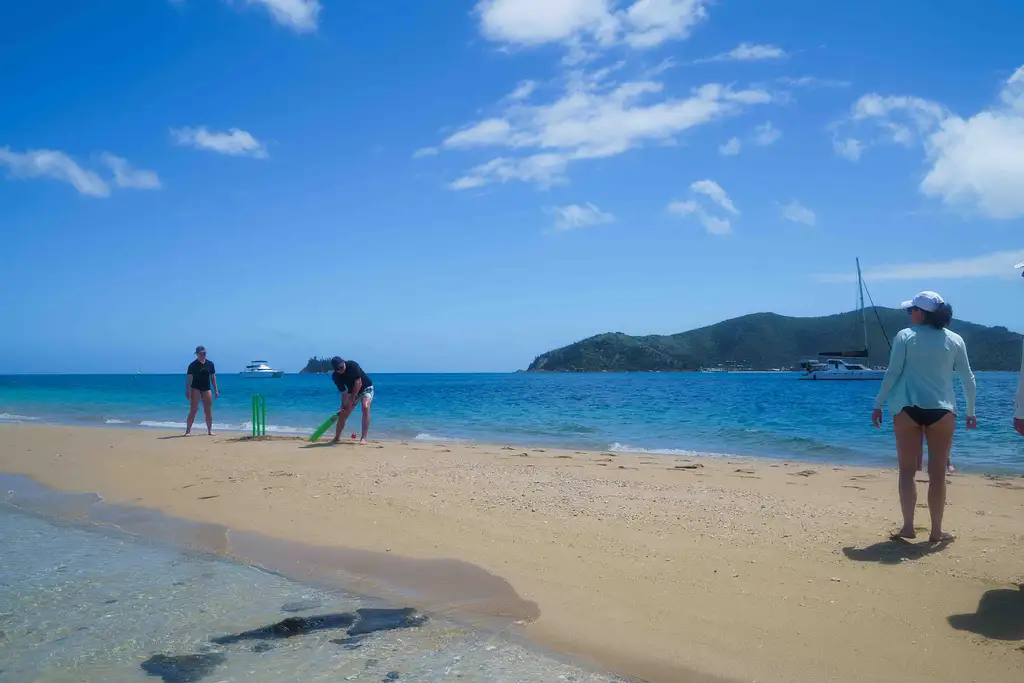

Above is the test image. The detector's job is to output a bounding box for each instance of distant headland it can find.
[299,357,334,374]
[525,308,1022,373]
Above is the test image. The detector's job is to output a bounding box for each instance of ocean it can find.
[1,371,1022,473]
[0,474,626,683]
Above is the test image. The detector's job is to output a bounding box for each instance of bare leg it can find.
[893,411,924,538]
[333,402,354,443]
[201,391,214,435]
[924,414,956,542]
[186,390,200,436]
[359,397,371,444]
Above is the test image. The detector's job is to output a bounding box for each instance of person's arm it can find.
[186,372,192,399]
[211,371,219,399]
[349,377,362,402]
[953,337,976,418]
[873,332,907,413]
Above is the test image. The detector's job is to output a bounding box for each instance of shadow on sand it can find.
[948,584,1024,640]
[841,536,953,565]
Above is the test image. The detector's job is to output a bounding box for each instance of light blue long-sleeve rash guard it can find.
[873,326,976,417]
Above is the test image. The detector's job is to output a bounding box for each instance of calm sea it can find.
[1,372,1022,473]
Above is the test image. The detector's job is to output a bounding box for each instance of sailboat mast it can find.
[856,257,867,351]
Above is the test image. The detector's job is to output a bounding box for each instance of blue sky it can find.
[1,0,1022,373]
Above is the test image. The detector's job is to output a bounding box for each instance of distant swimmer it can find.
[186,345,218,436]
[1016,261,1024,437]
[330,357,373,444]
[871,291,976,544]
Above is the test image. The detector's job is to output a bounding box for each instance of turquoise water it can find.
[1,372,1022,473]
[0,476,626,683]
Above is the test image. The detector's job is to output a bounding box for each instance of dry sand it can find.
[1,424,1022,683]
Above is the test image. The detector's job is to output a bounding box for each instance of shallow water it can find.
[1,372,1022,472]
[0,480,627,683]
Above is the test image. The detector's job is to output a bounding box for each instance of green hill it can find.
[526,308,1022,372]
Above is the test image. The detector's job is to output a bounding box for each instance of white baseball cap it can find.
[1016,261,1024,269]
[901,291,945,312]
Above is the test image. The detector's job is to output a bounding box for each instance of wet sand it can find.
[1,424,1022,683]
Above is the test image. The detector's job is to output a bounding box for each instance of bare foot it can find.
[358,438,367,445]
[184,432,192,437]
[896,526,917,539]
[929,531,955,543]
[947,462,956,474]
[331,437,340,444]
[207,432,216,436]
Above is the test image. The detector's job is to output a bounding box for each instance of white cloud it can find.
[443,118,513,148]
[100,154,162,190]
[412,146,440,158]
[450,153,569,190]
[690,179,737,214]
[832,137,863,161]
[550,202,614,230]
[780,200,815,226]
[816,250,1024,283]
[474,0,708,51]
[443,77,771,188]
[835,65,1024,218]
[752,121,781,146]
[244,0,320,32]
[508,80,539,101]
[719,137,741,155]
[777,75,851,88]
[696,42,787,64]
[667,179,736,234]
[172,126,269,158]
[0,147,110,197]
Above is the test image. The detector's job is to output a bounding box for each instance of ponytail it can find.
[922,302,953,329]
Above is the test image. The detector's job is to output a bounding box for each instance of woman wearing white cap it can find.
[871,291,976,543]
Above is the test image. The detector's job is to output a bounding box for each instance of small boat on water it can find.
[240,360,284,379]
[799,258,886,381]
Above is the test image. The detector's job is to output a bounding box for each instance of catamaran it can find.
[799,258,886,381]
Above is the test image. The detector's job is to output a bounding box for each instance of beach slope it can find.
[1,424,1021,683]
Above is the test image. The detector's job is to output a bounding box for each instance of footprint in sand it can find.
[734,468,756,474]
[554,455,572,459]
[843,485,866,490]
[791,470,818,477]
[598,457,615,463]
[197,495,220,500]
[671,463,703,470]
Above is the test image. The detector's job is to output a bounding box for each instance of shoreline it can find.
[2,423,1022,683]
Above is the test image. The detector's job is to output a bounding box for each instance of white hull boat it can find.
[240,361,283,379]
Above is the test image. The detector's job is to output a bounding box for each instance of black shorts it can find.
[901,406,951,427]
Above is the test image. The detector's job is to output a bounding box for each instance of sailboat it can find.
[798,258,886,381]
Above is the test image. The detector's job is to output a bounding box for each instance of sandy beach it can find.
[1,424,1021,683]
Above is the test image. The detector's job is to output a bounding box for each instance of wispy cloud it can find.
[0,147,110,197]
[816,250,1024,283]
[100,153,162,190]
[507,79,538,101]
[412,146,440,159]
[172,126,269,158]
[719,137,741,156]
[243,0,321,32]
[780,200,816,226]
[550,202,614,230]
[752,121,781,146]
[475,0,710,52]
[833,64,1024,218]
[668,179,737,235]
[777,75,850,88]
[832,137,864,161]
[695,42,787,64]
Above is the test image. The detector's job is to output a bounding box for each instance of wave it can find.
[0,413,41,422]
[137,420,312,435]
[413,432,466,443]
[104,419,132,425]
[607,442,736,458]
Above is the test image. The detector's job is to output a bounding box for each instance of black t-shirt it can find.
[187,359,216,392]
[332,360,372,394]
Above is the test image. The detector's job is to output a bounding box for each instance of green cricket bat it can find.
[309,414,339,442]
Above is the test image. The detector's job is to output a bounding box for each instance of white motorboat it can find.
[240,360,284,379]
[799,258,887,381]
[798,358,885,380]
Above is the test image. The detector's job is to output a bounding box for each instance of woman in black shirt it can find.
[186,345,218,436]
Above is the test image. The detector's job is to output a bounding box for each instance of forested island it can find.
[299,357,334,374]
[526,308,1022,373]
